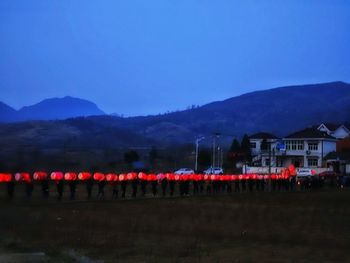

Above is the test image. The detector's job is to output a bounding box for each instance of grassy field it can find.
[0,188,350,263]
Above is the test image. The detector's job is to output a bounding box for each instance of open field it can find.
[0,189,350,263]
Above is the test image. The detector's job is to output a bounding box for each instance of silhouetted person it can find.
[248,179,254,192]
[234,180,240,192]
[199,181,204,194]
[169,180,175,196]
[261,179,265,192]
[272,180,276,191]
[120,181,127,198]
[69,181,77,200]
[41,179,49,198]
[56,180,64,200]
[25,181,34,198]
[7,181,15,200]
[111,181,118,199]
[193,180,199,195]
[241,180,246,192]
[161,178,168,197]
[131,179,138,198]
[227,181,232,193]
[151,180,158,196]
[140,179,147,196]
[97,180,106,200]
[86,178,93,199]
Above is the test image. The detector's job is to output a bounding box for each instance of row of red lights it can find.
[0,171,296,183]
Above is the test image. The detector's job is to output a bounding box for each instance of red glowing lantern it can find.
[288,164,297,176]
[93,172,105,181]
[78,172,92,181]
[271,174,277,180]
[147,174,157,181]
[64,172,77,181]
[181,174,189,181]
[157,173,165,181]
[15,172,31,182]
[219,175,225,181]
[33,171,48,181]
[231,175,238,181]
[166,173,175,181]
[244,174,250,180]
[127,172,137,180]
[106,173,117,181]
[238,174,243,180]
[51,172,64,181]
[203,174,210,181]
[119,174,126,181]
[210,174,219,181]
[14,173,21,181]
[138,172,147,180]
[263,174,270,180]
[0,173,12,182]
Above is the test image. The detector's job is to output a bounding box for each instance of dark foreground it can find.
[0,190,349,263]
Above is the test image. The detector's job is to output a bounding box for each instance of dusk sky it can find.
[1,0,349,116]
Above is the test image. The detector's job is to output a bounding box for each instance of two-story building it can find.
[249,127,338,168]
[249,132,279,167]
[277,128,337,167]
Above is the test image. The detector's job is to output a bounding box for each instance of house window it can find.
[286,140,304,151]
[250,142,256,149]
[307,158,318,167]
[308,142,318,151]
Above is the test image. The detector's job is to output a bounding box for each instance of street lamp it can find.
[212,133,221,169]
[195,136,205,172]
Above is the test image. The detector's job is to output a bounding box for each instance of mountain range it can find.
[1,81,350,149]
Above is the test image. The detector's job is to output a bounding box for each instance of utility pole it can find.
[268,141,272,192]
[268,141,272,175]
[212,136,216,168]
[212,133,220,168]
[195,137,205,172]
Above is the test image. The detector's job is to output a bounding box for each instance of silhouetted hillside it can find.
[17,96,105,121]
[98,81,350,144]
[0,102,17,122]
[1,82,349,149]
[0,96,105,122]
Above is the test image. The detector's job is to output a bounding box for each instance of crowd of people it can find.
[0,166,315,200]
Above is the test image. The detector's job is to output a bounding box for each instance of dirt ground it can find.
[0,187,349,263]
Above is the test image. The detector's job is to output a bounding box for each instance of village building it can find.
[250,126,339,169]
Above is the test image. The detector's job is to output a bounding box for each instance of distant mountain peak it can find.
[16,96,106,121]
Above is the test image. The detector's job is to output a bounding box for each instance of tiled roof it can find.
[285,127,336,139]
[321,123,339,131]
[250,132,279,140]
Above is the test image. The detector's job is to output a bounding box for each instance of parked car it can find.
[203,167,224,175]
[296,168,316,177]
[174,168,195,175]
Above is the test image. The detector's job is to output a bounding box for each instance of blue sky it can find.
[1,0,349,116]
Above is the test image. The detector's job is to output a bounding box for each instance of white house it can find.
[317,123,350,139]
[250,128,337,168]
[249,132,279,167]
[277,128,337,168]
